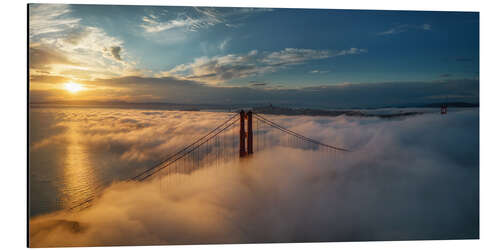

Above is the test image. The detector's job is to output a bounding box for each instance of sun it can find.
[64,82,84,93]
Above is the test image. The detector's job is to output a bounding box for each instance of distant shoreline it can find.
[29,101,479,109]
[29,102,478,119]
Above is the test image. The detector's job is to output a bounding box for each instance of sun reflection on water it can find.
[60,121,98,209]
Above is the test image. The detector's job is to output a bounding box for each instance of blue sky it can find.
[29,4,479,107]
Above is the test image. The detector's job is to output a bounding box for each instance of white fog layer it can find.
[29,108,479,247]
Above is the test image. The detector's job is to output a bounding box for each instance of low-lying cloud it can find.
[30,109,235,166]
[29,109,479,247]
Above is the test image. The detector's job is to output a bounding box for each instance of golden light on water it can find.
[64,82,84,93]
[62,121,98,208]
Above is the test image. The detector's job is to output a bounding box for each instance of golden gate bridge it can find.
[70,110,350,210]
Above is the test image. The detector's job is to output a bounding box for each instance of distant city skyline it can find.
[29,4,479,107]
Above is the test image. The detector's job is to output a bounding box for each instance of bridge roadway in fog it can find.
[70,110,350,210]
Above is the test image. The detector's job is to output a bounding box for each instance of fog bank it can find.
[29,109,479,247]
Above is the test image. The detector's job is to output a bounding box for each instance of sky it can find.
[28,4,479,107]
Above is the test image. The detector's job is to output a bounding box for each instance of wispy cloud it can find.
[421,23,432,30]
[140,15,217,33]
[377,24,432,35]
[161,48,366,84]
[139,7,274,43]
[29,4,139,82]
[263,48,332,65]
[309,70,330,74]
[29,4,81,38]
[140,8,223,33]
[219,38,231,51]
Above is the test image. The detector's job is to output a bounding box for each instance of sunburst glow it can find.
[64,82,84,93]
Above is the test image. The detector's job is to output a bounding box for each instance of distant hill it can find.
[29,100,478,115]
[422,102,479,108]
[252,105,424,119]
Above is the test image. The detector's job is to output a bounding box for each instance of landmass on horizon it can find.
[29,100,478,118]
